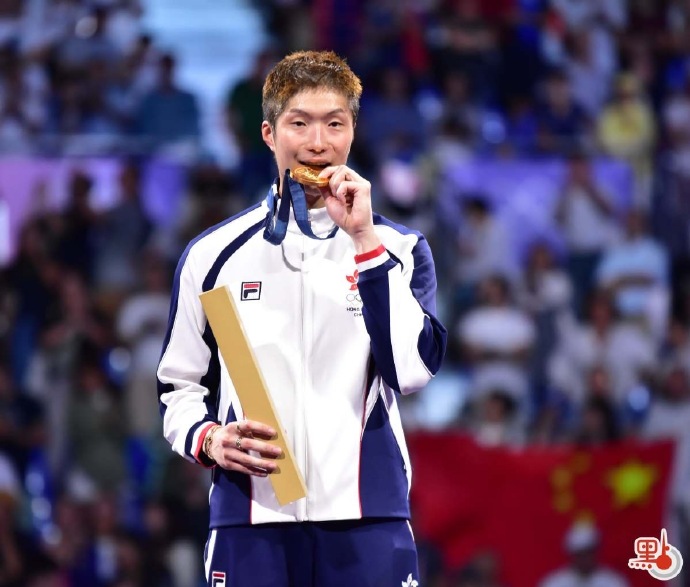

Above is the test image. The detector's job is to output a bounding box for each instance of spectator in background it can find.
[104,0,144,57]
[358,66,427,169]
[454,196,514,311]
[464,389,526,447]
[657,78,690,311]
[2,218,62,387]
[27,0,87,57]
[310,0,360,59]
[104,57,145,132]
[135,53,200,153]
[225,49,277,204]
[115,250,170,497]
[532,363,619,444]
[67,358,126,494]
[517,240,572,390]
[46,70,88,136]
[55,170,98,282]
[430,0,499,103]
[25,270,111,476]
[0,362,46,478]
[538,521,629,587]
[436,71,482,141]
[94,161,153,294]
[571,395,621,446]
[141,500,199,587]
[555,151,619,318]
[126,33,162,99]
[0,0,21,48]
[549,0,625,81]
[178,161,240,240]
[356,1,425,79]
[564,29,614,119]
[641,363,690,533]
[79,59,124,137]
[662,78,690,179]
[549,290,657,409]
[0,48,47,150]
[500,94,539,156]
[496,4,545,111]
[662,319,690,375]
[158,458,211,571]
[597,73,656,209]
[427,116,474,174]
[116,251,170,447]
[88,493,122,586]
[57,5,121,70]
[458,274,535,404]
[112,530,172,587]
[595,208,670,340]
[42,496,97,586]
[535,69,589,156]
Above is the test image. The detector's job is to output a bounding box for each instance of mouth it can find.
[299,161,330,169]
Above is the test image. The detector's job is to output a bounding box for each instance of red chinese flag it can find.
[408,433,674,587]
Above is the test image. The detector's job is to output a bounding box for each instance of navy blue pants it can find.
[204,518,419,586]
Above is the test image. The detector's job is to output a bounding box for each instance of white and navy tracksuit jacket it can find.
[157,184,447,528]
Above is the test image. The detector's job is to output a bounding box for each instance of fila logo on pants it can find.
[211,571,226,587]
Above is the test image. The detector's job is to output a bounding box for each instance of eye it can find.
[329,121,344,128]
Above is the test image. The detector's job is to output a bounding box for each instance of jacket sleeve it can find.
[157,248,220,466]
[356,236,447,395]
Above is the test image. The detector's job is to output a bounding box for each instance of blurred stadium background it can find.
[0,0,689,585]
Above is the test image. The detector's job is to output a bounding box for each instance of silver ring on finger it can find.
[235,436,244,451]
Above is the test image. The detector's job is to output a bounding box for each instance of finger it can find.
[318,184,334,199]
[329,166,354,188]
[339,166,363,182]
[216,443,279,473]
[240,437,283,458]
[223,461,269,477]
[317,165,342,180]
[335,180,362,199]
[321,165,352,190]
[214,449,267,475]
[234,450,280,473]
[236,420,276,439]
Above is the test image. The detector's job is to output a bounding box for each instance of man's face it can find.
[262,88,354,200]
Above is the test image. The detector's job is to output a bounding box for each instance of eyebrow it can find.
[286,108,347,117]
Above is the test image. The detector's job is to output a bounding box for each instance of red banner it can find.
[407,433,675,587]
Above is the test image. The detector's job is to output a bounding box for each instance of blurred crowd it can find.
[0,0,199,158]
[1,0,690,585]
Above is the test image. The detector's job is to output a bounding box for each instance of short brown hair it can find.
[262,50,362,128]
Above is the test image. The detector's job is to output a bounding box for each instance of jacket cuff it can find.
[195,421,219,468]
[354,244,389,272]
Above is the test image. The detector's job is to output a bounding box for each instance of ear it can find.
[261,121,275,152]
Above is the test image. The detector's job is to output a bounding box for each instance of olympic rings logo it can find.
[346,293,362,303]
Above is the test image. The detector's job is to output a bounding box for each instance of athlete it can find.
[157,50,447,587]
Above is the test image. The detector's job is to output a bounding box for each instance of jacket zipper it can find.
[296,235,309,521]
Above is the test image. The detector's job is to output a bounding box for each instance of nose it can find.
[306,123,326,152]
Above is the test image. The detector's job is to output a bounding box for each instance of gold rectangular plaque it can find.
[199,286,307,505]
